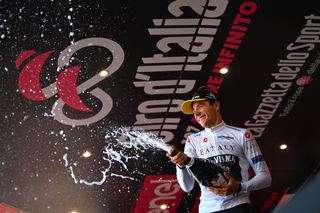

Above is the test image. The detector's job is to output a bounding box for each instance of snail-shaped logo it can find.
[16,37,124,126]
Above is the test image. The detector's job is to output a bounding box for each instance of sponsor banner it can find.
[134,175,184,213]
[1,0,320,212]
[191,195,201,213]
[244,14,320,138]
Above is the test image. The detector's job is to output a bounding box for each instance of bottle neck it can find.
[184,157,192,166]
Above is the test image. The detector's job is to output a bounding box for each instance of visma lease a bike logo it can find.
[16,37,124,126]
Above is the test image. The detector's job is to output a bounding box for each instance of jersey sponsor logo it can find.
[209,154,242,181]
[217,144,234,151]
[217,135,234,140]
[245,131,256,143]
[245,131,251,139]
[212,154,236,164]
[200,145,214,155]
[203,137,208,143]
[199,144,234,155]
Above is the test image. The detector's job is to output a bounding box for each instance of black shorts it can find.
[212,203,254,213]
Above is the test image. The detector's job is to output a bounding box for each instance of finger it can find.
[177,153,187,162]
[169,146,178,156]
[209,187,219,194]
[210,187,227,196]
[212,179,227,188]
[174,153,185,162]
[219,190,228,196]
[211,180,219,186]
[223,172,233,180]
[171,153,185,164]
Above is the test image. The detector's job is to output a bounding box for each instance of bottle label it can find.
[208,154,242,182]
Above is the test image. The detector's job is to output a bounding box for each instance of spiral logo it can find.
[16,37,125,126]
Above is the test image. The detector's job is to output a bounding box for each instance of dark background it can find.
[1,0,320,212]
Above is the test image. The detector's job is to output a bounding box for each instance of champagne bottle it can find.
[170,148,228,187]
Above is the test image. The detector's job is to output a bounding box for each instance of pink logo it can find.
[203,138,208,142]
[296,75,313,86]
[16,37,124,126]
[17,50,91,112]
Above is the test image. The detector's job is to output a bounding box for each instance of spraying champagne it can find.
[116,129,228,188]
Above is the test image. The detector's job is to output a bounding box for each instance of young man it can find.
[168,86,272,213]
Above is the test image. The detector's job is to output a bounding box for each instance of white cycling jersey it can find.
[176,122,271,213]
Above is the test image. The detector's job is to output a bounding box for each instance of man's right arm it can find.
[168,150,195,192]
[167,137,197,192]
[176,165,195,192]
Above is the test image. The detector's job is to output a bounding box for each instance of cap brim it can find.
[181,98,207,115]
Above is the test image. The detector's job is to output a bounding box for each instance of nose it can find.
[193,109,200,117]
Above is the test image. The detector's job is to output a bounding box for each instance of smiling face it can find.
[192,100,222,128]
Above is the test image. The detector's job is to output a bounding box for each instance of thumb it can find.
[223,172,233,180]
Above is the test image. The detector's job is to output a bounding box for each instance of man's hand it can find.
[208,172,240,196]
[166,147,188,167]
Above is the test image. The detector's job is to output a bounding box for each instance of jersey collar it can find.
[205,121,226,133]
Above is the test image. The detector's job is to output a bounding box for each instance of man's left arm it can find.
[240,131,272,193]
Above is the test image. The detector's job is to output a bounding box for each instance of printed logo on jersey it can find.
[217,135,234,140]
[245,131,256,143]
[203,137,208,143]
[200,145,215,155]
[245,131,251,139]
[186,137,191,143]
[209,154,242,181]
[199,144,234,155]
[218,144,234,151]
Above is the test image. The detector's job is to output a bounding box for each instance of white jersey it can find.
[176,122,271,213]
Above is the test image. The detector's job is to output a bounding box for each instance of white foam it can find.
[63,127,171,186]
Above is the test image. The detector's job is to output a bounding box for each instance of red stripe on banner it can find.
[191,194,200,213]
[134,175,184,213]
[0,203,29,213]
[277,187,290,205]
[260,192,279,212]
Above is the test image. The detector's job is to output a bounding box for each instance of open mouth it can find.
[197,115,205,122]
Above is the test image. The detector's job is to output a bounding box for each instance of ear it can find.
[214,102,221,111]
